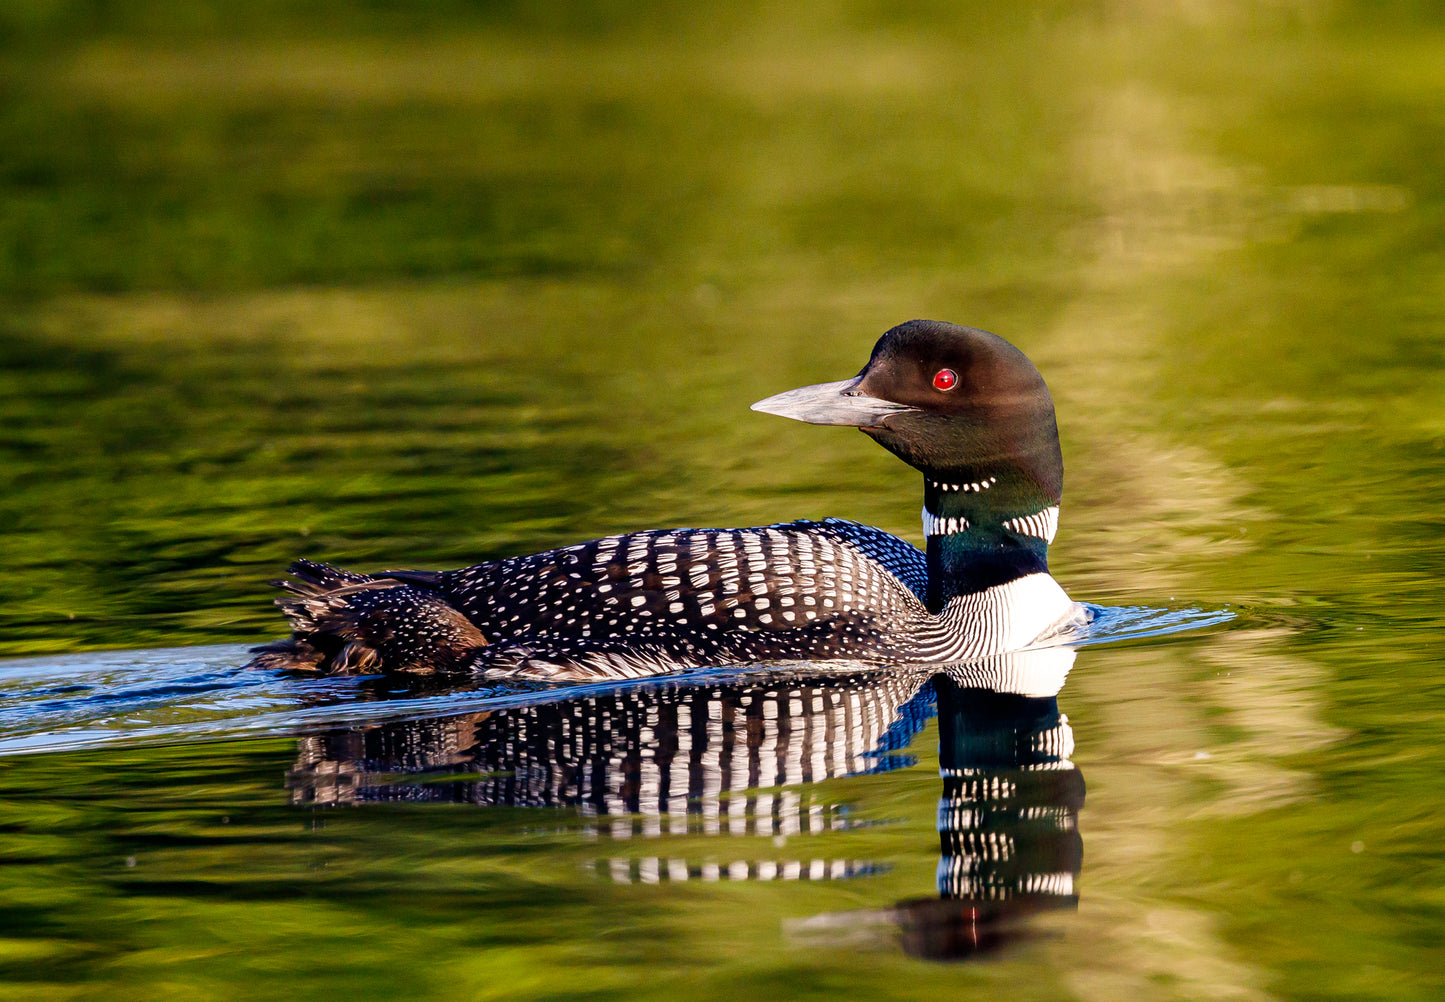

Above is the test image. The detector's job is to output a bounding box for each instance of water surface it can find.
[2,2,1444,1000]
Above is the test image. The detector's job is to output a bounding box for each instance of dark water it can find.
[3,2,1445,1000]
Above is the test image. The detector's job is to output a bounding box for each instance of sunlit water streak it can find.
[0,604,1232,756]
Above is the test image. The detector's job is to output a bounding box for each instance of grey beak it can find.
[750,378,916,427]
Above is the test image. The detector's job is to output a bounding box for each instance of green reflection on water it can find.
[2,0,1444,999]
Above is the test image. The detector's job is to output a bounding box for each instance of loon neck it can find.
[921,474,1058,612]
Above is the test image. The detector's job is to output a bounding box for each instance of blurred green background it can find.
[2,0,1441,657]
[2,3,1445,998]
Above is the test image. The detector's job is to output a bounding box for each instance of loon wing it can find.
[253,522,929,679]
[435,519,928,648]
[811,517,928,601]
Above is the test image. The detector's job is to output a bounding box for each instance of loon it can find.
[249,319,1086,680]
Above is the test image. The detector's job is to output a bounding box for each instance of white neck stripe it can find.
[1003,506,1060,544]
[922,504,1059,543]
[921,507,970,537]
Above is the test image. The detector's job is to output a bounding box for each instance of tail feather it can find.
[248,561,487,674]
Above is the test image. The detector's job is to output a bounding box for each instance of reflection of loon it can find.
[252,320,1086,680]
[893,663,1083,960]
[288,668,936,819]
[286,646,1083,958]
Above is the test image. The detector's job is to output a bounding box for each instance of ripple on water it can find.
[0,604,1232,757]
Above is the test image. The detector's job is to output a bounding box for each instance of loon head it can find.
[751,320,1062,517]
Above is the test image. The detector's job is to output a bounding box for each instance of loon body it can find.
[250,320,1084,680]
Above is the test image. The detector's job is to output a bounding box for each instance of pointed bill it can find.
[750,378,916,427]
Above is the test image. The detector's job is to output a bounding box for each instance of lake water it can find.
[2,3,1443,1000]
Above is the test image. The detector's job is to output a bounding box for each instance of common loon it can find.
[249,319,1086,680]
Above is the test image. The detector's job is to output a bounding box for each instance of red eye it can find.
[932,368,957,391]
